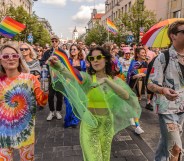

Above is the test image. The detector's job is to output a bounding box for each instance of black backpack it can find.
[145,50,170,95]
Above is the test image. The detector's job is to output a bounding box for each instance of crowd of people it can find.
[0,20,183,161]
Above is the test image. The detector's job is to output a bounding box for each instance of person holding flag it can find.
[47,46,141,161]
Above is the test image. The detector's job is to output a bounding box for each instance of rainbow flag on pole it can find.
[0,16,26,38]
[53,50,83,84]
[106,18,118,34]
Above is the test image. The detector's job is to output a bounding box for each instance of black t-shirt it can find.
[179,62,184,78]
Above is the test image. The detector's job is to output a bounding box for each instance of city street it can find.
[14,97,184,161]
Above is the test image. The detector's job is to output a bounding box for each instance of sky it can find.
[33,0,105,40]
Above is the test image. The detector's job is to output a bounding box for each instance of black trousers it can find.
[48,84,63,111]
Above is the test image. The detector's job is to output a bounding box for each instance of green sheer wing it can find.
[98,77,142,134]
[50,66,98,128]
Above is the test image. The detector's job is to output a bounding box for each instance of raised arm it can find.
[47,56,77,80]
[104,77,129,100]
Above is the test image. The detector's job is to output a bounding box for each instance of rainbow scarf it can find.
[0,16,26,38]
[106,18,118,34]
[53,50,83,84]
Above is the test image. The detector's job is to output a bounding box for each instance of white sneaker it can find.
[130,118,135,125]
[47,111,55,121]
[135,126,144,135]
[56,111,62,120]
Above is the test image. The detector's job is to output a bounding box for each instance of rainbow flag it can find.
[133,68,147,75]
[53,50,83,84]
[0,16,26,38]
[106,18,118,34]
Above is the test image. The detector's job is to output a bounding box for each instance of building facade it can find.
[168,0,184,18]
[101,0,168,26]
[87,8,105,30]
[0,0,34,15]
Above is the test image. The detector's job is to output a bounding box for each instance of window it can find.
[173,10,181,18]
[122,7,124,14]
[125,4,127,13]
[129,2,131,11]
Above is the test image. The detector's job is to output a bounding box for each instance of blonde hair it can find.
[19,43,37,59]
[0,44,29,73]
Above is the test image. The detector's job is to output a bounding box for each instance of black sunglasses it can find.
[176,30,184,34]
[52,40,58,43]
[88,54,105,62]
[20,48,29,51]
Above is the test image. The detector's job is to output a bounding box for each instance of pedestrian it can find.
[48,46,141,161]
[64,44,86,128]
[0,44,48,161]
[61,44,69,57]
[41,35,67,121]
[36,46,44,65]
[147,20,184,161]
[127,47,148,134]
[19,43,41,78]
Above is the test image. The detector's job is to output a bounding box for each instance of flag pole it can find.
[108,30,109,42]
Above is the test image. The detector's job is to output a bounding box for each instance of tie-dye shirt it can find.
[0,73,48,148]
[148,46,184,114]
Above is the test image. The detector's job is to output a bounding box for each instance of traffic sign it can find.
[27,35,33,43]
[126,35,134,43]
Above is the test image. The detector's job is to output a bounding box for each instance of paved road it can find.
[14,98,184,161]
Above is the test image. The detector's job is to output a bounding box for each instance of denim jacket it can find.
[69,58,86,72]
[148,45,184,114]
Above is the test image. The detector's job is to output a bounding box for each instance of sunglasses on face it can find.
[0,53,20,60]
[176,30,184,34]
[71,48,77,51]
[37,50,42,52]
[20,48,29,51]
[52,40,58,43]
[88,54,105,62]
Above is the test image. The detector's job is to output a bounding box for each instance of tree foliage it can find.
[84,23,108,46]
[114,0,157,43]
[6,6,51,46]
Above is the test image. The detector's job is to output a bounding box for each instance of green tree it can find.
[85,23,108,46]
[115,0,157,43]
[7,6,51,46]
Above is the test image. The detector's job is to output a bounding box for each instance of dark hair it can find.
[168,20,184,43]
[130,43,136,47]
[102,42,113,53]
[86,47,113,77]
[69,44,84,60]
[62,44,68,50]
[134,47,146,60]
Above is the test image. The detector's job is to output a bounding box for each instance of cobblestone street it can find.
[14,98,184,161]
